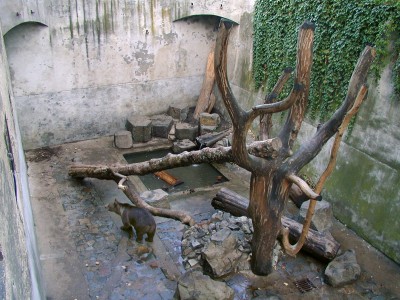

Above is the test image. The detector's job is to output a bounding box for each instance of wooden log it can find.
[212,188,340,261]
[194,46,216,119]
[195,129,231,149]
[153,170,183,186]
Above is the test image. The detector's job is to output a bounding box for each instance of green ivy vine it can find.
[253,0,400,122]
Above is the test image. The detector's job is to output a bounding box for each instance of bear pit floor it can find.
[25,136,400,300]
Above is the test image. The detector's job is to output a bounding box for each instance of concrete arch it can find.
[173,14,239,25]
[3,21,48,36]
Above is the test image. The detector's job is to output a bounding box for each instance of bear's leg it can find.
[135,229,144,243]
[146,229,155,242]
[121,225,134,239]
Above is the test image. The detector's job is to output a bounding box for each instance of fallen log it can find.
[195,129,231,149]
[153,170,183,186]
[212,188,340,261]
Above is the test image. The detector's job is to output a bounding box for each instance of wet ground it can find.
[24,136,400,299]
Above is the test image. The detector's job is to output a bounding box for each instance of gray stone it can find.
[172,139,196,154]
[139,189,170,209]
[202,229,249,278]
[299,200,333,232]
[175,122,198,141]
[126,115,152,143]
[167,105,189,121]
[151,115,174,138]
[114,130,133,149]
[325,249,361,287]
[176,269,234,300]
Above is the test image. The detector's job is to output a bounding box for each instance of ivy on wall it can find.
[253,0,400,121]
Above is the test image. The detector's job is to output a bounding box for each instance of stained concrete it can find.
[25,136,400,299]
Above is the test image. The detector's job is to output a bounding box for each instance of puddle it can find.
[124,149,228,192]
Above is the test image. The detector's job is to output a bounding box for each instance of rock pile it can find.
[181,211,281,278]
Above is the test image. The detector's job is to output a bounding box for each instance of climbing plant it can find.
[253,0,400,121]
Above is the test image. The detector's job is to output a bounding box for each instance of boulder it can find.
[114,130,133,149]
[202,228,249,278]
[325,249,361,287]
[299,200,333,232]
[175,269,234,300]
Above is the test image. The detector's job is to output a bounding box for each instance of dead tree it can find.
[69,21,375,276]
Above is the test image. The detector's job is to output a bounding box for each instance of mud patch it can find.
[25,146,62,162]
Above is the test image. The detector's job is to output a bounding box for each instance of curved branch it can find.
[281,85,368,256]
[250,82,303,117]
[286,174,321,201]
[119,178,195,226]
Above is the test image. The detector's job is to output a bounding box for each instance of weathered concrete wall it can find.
[0,25,44,299]
[300,65,400,264]
[1,0,254,149]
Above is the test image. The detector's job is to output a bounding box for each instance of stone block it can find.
[199,113,220,127]
[168,105,189,121]
[175,122,198,141]
[172,139,197,154]
[299,200,333,232]
[114,130,133,149]
[151,115,174,138]
[126,115,152,143]
[140,189,170,209]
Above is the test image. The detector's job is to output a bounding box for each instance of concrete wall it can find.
[1,0,254,149]
[0,25,44,299]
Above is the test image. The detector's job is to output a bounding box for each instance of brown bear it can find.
[107,199,156,243]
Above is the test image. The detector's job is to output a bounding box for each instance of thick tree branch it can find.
[116,177,195,226]
[68,139,281,179]
[259,67,293,140]
[286,46,376,173]
[250,83,303,117]
[278,21,315,152]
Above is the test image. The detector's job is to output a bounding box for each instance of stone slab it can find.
[140,189,170,209]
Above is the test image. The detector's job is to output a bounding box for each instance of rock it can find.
[114,130,133,149]
[325,249,361,287]
[202,229,249,278]
[299,200,333,232]
[151,115,174,138]
[168,105,189,121]
[139,189,169,209]
[175,269,234,300]
[175,122,198,141]
[172,139,197,153]
[126,115,152,143]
